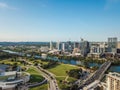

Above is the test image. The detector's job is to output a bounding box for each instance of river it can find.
[2,50,120,72]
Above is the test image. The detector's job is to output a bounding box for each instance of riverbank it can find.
[2,50,120,72]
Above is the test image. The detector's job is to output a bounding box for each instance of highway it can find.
[37,65,59,90]
[78,61,111,90]
[21,59,59,90]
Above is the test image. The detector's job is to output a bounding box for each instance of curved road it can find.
[37,65,59,90]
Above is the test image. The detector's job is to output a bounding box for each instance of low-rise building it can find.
[41,53,47,59]
[40,46,49,52]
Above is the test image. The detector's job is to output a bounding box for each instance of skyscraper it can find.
[80,40,90,56]
[108,37,117,53]
[56,42,60,50]
[74,42,80,49]
[50,41,53,50]
[62,43,65,51]
[56,42,62,50]
[66,41,73,52]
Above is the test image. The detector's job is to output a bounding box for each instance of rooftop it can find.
[107,72,120,80]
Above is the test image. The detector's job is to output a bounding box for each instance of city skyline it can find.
[0,0,120,42]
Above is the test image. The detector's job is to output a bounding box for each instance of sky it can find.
[0,0,120,42]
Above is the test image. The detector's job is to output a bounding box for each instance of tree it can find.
[84,61,89,69]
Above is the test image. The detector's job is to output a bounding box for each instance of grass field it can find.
[0,59,22,65]
[29,84,48,90]
[29,59,49,65]
[47,64,78,76]
[26,67,44,83]
[47,64,78,89]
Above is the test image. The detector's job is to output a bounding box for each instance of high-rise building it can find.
[108,37,117,53]
[107,72,120,90]
[56,42,60,50]
[66,41,73,52]
[62,43,65,51]
[80,40,90,56]
[90,43,106,54]
[50,41,53,50]
[74,42,80,49]
[117,42,120,53]
[117,42,120,49]
[56,42,62,50]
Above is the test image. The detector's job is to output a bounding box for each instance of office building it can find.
[74,42,80,49]
[90,43,106,54]
[80,40,90,56]
[62,43,65,51]
[117,42,120,49]
[56,42,62,50]
[50,41,53,50]
[108,37,117,53]
[56,42,60,50]
[66,41,73,52]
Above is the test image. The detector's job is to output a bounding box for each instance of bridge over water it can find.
[78,61,111,90]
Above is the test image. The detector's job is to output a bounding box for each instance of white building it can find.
[107,72,120,90]
[90,43,106,54]
[88,42,107,58]
[50,41,53,50]
[0,65,30,90]
[56,42,60,50]
[41,53,47,59]
[40,46,49,52]
[62,43,65,51]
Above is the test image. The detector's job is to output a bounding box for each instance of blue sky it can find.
[0,0,120,42]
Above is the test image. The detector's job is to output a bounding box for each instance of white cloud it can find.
[0,2,16,10]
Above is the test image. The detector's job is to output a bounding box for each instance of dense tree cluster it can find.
[67,68,83,79]
[0,51,18,59]
[42,61,59,69]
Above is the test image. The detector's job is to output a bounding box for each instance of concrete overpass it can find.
[78,61,111,90]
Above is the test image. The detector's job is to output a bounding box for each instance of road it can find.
[78,61,111,90]
[37,65,59,90]
[19,59,59,90]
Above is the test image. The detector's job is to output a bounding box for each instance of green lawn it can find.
[55,77,66,81]
[0,59,23,66]
[56,76,77,89]
[26,67,44,83]
[56,77,70,89]
[47,64,78,89]
[67,77,77,82]
[47,64,78,76]
[28,59,49,65]
[29,84,48,90]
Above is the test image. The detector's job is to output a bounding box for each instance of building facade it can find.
[80,41,90,56]
[50,41,53,50]
[107,72,120,90]
[108,37,117,53]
